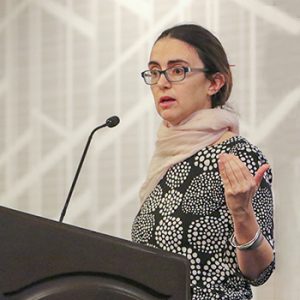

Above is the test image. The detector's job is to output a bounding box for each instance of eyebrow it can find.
[148,59,189,67]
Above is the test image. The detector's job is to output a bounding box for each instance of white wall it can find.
[0,0,299,299]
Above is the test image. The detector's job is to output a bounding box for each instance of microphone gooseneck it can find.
[59,116,120,223]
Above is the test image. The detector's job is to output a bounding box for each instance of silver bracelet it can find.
[230,229,264,251]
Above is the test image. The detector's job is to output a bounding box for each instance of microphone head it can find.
[106,116,120,128]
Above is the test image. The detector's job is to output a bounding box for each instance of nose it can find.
[156,72,171,89]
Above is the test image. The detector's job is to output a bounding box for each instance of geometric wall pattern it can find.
[0,0,299,299]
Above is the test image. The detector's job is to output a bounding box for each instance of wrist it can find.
[230,209,260,244]
[230,207,256,224]
[230,228,264,251]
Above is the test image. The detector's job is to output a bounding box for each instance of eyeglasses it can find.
[141,66,209,85]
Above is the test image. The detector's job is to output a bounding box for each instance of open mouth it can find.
[159,96,176,103]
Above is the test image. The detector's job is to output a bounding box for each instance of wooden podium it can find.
[0,206,191,300]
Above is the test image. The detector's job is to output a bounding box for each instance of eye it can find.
[170,66,185,76]
[151,69,159,75]
[150,69,161,78]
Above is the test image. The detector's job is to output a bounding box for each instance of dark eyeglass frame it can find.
[141,66,209,85]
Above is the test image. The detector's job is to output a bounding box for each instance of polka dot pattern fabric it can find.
[132,136,275,299]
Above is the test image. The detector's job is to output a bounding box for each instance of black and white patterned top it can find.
[132,136,275,300]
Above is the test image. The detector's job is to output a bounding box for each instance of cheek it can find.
[184,82,211,109]
[150,87,161,105]
[150,86,157,98]
[189,80,209,98]
[180,83,200,102]
[150,87,160,109]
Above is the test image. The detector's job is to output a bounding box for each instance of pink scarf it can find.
[139,108,239,203]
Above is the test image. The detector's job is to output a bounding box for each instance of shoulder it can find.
[213,131,237,145]
[225,135,266,158]
[222,135,266,161]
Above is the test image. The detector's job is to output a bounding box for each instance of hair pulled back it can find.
[155,24,232,107]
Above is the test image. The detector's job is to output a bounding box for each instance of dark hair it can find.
[155,24,232,108]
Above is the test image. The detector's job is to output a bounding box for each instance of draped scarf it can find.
[139,107,239,203]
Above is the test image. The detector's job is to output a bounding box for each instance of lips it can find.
[159,96,176,104]
[159,96,176,109]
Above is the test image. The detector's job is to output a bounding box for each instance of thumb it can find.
[254,164,270,187]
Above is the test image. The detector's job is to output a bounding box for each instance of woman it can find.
[132,24,275,299]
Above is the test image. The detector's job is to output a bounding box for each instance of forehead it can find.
[149,37,202,66]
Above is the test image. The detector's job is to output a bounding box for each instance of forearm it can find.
[231,209,274,280]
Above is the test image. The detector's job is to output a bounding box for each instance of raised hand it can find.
[218,153,269,217]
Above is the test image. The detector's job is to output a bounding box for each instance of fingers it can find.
[218,153,269,190]
[254,164,270,186]
[218,153,253,189]
[218,154,230,187]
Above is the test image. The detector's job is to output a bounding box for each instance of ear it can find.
[207,72,225,96]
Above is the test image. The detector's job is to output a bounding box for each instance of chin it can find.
[163,117,182,126]
[160,112,176,124]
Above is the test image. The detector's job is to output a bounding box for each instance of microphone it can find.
[59,116,120,223]
[106,115,120,128]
